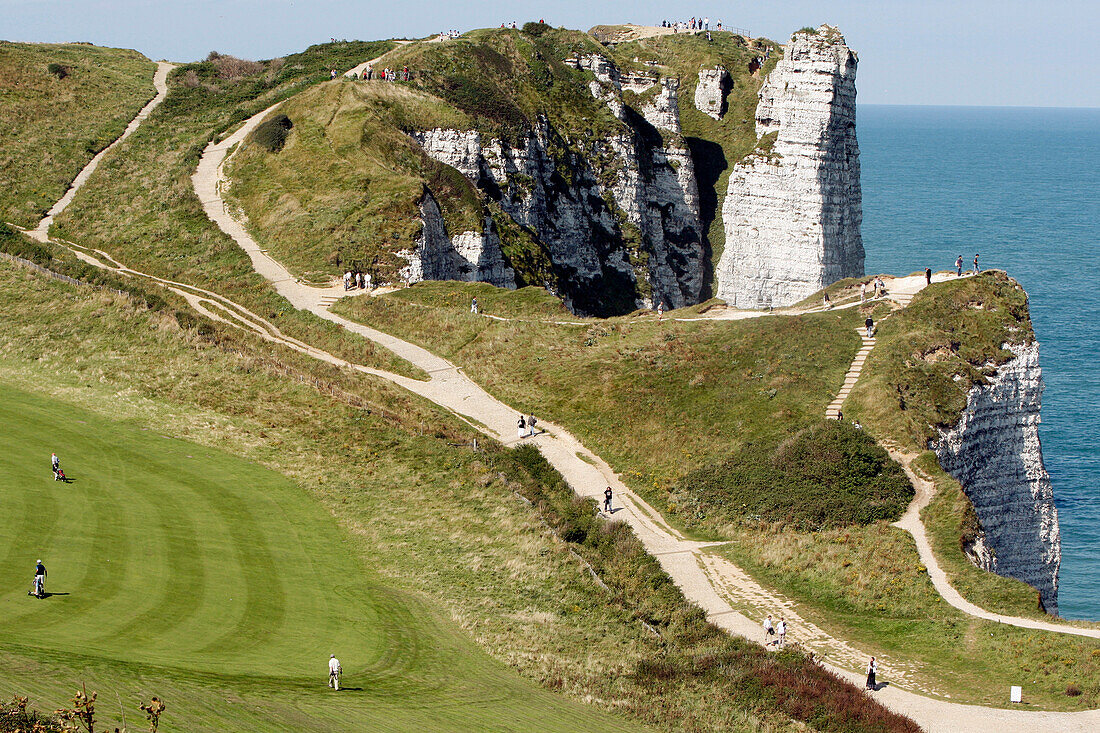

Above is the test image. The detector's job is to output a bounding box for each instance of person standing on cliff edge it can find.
[925,267,932,285]
[973,253,980,274]
[955,255,963,277]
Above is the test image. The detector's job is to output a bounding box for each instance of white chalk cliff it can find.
[409,53,704,315]
[935,342,1061,614]
[397,191,516,288]
[694,66,731,120]
[715,25,864,309]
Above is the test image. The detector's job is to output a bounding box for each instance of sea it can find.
[858,104,1100,620]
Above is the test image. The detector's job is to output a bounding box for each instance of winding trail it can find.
[33,62,175,238]
[15,53,1100,732]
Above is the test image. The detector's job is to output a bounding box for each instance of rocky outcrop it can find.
[935,342,1061,614]
[409,54,704,315]
[398,191,515,288]
[694,66,731,120]
[715,25,864,309]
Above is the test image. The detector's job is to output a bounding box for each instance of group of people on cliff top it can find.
[343,270,373,291]
[661,17,724,32]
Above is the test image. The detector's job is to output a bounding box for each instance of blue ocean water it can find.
[858,105,1100,620]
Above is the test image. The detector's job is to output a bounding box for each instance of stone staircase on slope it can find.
[825,328,876,419]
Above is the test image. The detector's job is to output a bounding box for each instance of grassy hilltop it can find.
[0,42,156,227]
[223,25,777,302]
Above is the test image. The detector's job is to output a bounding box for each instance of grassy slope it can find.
[334,280,860,491]
[0,260,855,733]
[332,280,1100,709]
[48,41,427,379]
[0,42,156,228]
[0,385,645,733]
[226,82,480,282]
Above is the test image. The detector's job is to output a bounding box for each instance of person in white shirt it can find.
[777,618,787,647]
[763,614,775,645]
[865,656,877,690]
[328,654,342,690]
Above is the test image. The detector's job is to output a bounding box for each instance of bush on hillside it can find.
[676,421,913,530]
[250,114,293,152]
[522,21,550,37]
[206,51,264,81]
[46,62,70,80]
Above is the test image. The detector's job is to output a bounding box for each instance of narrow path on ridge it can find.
[11,52,1097,732]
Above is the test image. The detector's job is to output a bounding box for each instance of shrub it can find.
[250,114,293,153]
[676,421,914,530]
[205,51,264,81]
[522,21,550,37]
[1066,683,1082,697]
[46,62,69,80]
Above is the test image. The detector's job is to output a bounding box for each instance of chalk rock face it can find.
[694,66,731,120]
[641,77,683,133]
[716,25,864,309]
[398,192,515,288]
[935,342,1062,614]
[409,54,704,315]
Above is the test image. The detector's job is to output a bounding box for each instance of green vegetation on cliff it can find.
[0,42,156,227]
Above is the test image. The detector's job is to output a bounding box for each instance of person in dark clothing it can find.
[865,316,874,339]
[603,487,613,513]
[925,267,932,285]
[31,560,46,597]
[955,255,963,276]
[973,253,980,273]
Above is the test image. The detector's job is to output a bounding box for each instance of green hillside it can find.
[332,277,1100,710]
[0,257,921,731]
[0,41,156,227]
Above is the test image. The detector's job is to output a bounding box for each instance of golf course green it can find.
[0,382,646,732]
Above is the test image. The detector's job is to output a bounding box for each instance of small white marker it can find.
[1010,686,1022,704]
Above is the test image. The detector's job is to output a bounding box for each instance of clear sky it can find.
[3,0,1097,107]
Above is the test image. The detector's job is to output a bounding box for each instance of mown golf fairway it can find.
[0,382,645,732]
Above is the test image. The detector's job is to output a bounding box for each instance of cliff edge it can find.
[715,25,864,309]
[935,342,1062,614]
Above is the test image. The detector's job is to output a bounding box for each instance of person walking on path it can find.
[527,414,537,437]
[925,267,932,285]
[471,297,478,314]
[656,301,665,320]
[860,281,867,303]
[51,452,60,479]
[955,255,963,276]
[517,415,526,440]
[603,486,613,513]
[343,271,352,291]
[823,292,831,309]
[866,657,877,691]
[763,614,775,645]
[31,560,46,598]
[865,316,874,339]
[777,618,787,647]
[973,253,980,273]
[328,654,342,690]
